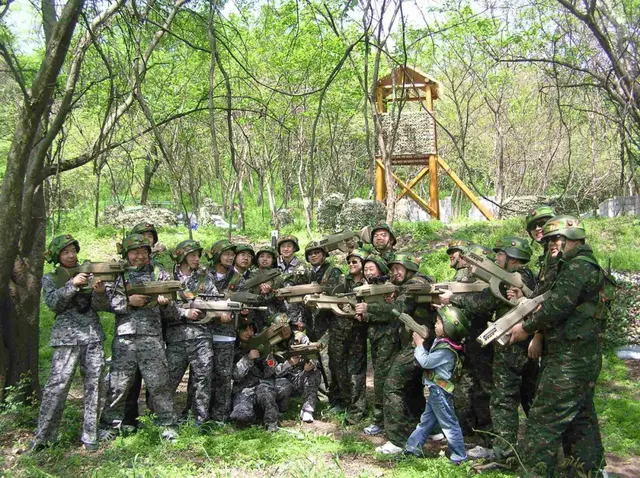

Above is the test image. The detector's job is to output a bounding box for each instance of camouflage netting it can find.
[317,193,345,231]
[273,209,294,227]
[102,205,177,229]
[336,198,386,230]
[198,198,223,226]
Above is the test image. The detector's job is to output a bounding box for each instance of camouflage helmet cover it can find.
[542,215,586,241]
[254,245,278,265]
[118,233,152,258]
[237,314,256,331]
[130,222,158,245]
[346,248,370,263]
[206,239,236,264]
[45,234,80,264]
[235,244,256,258]
[525,206,556,230]
[277,235,300,253]
[446,239,471,255]
[387,253,421,273]
[437,305,471,343]
[304,240,329,261]
[268,312,291,326]
[467,243,496,261]
[363,255,390,276]
[171,239,203,264]
[371,223,397,246]
[493,236,533,263]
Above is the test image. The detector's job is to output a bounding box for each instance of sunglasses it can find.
[348,260,361,265]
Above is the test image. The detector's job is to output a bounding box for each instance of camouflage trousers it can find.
[166,338,214,423]
[383,345,426,446]
[328,325,367,416]
[454,342,493,441]
[210,340,235,421]
[521,339,604,477]
[275,367,322,414]
[490,343,538,460]
[368,327,401,425]
[102,335,175,427]
[230,381,279,427]
[34,343,105,446]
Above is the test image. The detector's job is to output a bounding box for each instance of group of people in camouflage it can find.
[32,207,608,477]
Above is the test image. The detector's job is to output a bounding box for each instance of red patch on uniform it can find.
[267,359,275,367]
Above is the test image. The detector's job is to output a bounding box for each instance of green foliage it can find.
[602,282,639,350]
[0,375,39,434]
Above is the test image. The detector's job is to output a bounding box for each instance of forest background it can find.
[0,0,639,475]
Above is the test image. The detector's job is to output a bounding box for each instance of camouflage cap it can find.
[205,239,236,264]
[45,234,80,264]
[371,223,397,246]
[235,244,256,258]
[254,245,278,265]
[363,255,390,276]
[493,236,532,263]
[387,253,421,273]
[171,239,203,264]
[118,233,152,258]
[525,206,556,231]
[130,222,158,245]
[446,239,471,255]
[304,240,328,261]
[542,215,586,241]
[437,305,470,343]
[277,235,300,253]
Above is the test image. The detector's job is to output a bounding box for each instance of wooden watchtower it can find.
[374,66,494,220]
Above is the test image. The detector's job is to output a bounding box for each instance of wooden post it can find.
[429,154,439,219]
[437,155,495,220]
[376,160,437,217]
[375,159,386,201]
[397,167,429,200]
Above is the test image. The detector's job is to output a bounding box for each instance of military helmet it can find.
[387,253,421,273]
[437,306,470,343]
[363,255,390,276]
[446,239,471,255]
[466,243,495,261]
[525,206,556,231]
[237,314,256,331]
[277,235,300,253]
[45,234,80,264]
[493,236,532,263]
[254,245,278,265]
[542,215,586,241]
[268,312,291,326]
[130,222,158,245]
[304,240,328,261]
[235,244,256,259]
[118,233,152,258]
[171,239,203,264]
[346,248,370,263]
[371,223,397,246]
[206,239,236,264]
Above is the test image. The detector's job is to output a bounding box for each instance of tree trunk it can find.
[140,144,160,205]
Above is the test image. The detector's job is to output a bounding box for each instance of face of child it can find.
[238,325,255,342]
[59,244,78,268]
[257,252,274,268]
[184,250,200,270]
[127,246,150,268]
[435,317,445,338]
[220,250,235,267]
[363,262,381,281]
[279,242,295,259]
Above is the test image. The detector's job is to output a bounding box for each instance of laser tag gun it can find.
[402,281,489,304]
[477,291,552,347]
[303,294,357,317]
[239,268,281,291]
[462,251,533,305]
[392,309,429,339]
[317,226,372,253]
[275,342,325,361]
[275,284,326,303]
[240,322,289,356]
[56,260,127,290]
[125,280,183,307]
[181,299,268,325]
[220,291,263,304]
[349,283,399,302]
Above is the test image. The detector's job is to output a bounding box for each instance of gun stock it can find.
[351,283,398,302]
[57,260,127,289]
[275,284,325,303]
[463,251,533,305]
[303,294,357,317]
[125,280,183,306]
[402,282,489,304]
[182,299,268,324]
[392,309,429,339]
[477,291,552,347]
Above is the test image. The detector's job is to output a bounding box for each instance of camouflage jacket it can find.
[248,267,287,330]
[42,271,108,346]
[278,256,307,285]
[453,267,472,282]
[376,248,396,264]
[211,265,233,292]
[333,273,367,331]
[165,266,218,343]
[272,330,319,378]
[363,279,399,340]
[523,245,602,347]
[106,263,181,337]
[306,262,344,339]
[395,273,437,348]
[232,345,276,392]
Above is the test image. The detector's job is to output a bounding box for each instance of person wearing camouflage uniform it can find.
[442,237,538,461]
[166,239,215,424]
[101,234,178,433]
[328,249,369,420]
[357,256,401,435]
[230,316,280,432]
[377,254,437,454]
[206,240,236,291]
[226,244,255,292]
[32,235,109,451]
[444,243,495,442]
[370,223,397,263]
[271,314,322,423]
[510,216,606,477]
[446,240,472,282]
[249,245,287,332]
[276,235,309,326]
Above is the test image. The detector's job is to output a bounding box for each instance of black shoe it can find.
[82,442,99,452]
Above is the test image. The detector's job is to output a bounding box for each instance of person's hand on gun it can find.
[412,331,425,347]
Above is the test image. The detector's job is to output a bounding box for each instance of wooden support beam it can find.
[429,155,440,219]
[376,160,438,217]
[437,155,495,220]
[397,167,429,200]
[375,159,386,201]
